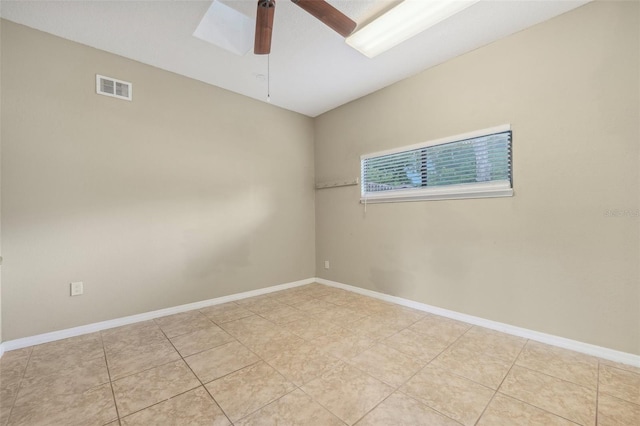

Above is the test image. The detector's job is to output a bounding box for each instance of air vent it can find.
[96,74,132,101]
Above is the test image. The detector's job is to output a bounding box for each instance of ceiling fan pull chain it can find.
[267,54,271,103]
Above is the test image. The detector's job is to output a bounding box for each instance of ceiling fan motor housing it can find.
[254,0,356,55]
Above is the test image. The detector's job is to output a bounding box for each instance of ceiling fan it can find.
[254,0,357,54]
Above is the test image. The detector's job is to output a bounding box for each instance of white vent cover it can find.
[96,74,132,101]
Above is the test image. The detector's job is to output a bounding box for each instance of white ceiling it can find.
[1,0,590,117]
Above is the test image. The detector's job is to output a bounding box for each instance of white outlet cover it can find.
[324,261,330,269]
[70,281,84,296]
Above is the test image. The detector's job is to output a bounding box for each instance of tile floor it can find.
[0,283,638,425]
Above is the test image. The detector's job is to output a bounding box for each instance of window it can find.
[361,125,513,203]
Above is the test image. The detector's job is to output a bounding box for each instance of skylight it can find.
[193,0,254,56]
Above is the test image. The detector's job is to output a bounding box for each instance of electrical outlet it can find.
[324,260,330,269]
[70,281,84,296]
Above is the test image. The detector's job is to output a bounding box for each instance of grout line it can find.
[295,286,479,424]
[472,337,528,425]
[511,363,597,389]
[398,389,466,425]
[157,323,235,426]
[233,387,301,424]
[490,393,583,425]
[596,391,640,408]
[595,360,601,424]
[336,316,469,425]
[3,347,34,426]
[349,391,395,425]
[100,333,122,426]
[297,386,349,426]
[491,341,583,425]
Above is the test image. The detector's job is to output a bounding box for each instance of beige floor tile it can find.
[205,361,295,422]
[313,328,377,360]
[599,359,640,376]
[268,290,312,304]
[0,381,20,426]
[401,364,494,426]
[25,334,104,378]
[267,342,342,386]
[258,305,309,325]
[346,298,395,316]
[101,321,167,355]
[220,315,279,341]
[286,317,343,340]
[292,298,337,315]
[500,365,596,425]
[356,391,460,426]
[17,356,109,401]
[200,302,253,324]
[301,363,393,425]
[317,290,361,306]
[112,360,200,416]
[313,305,367,327]
[375,306,425,328]
[431,345,512,389]
[170,324,235,357]
[409,314,471,345]
[9,383,117,426]
[154,310,214,338]
[1,285,626,426]
[29,333,104,361]
[121,387,230,426]
[516,341,598,388]
[297,283,334,297]
[452,326,526,362]
[0,348,32,364]
[477,393,577,425]
[597,393,640,426]
[236,388,344,426]
[106,339,180,380]
[270,292,316,306]
[599,364,640,405]
[383,328,449,364]
[348,343,423,387]
[185,340,259,383]
[243,330,305,360]
[235,296,284,314]
[346,315,407,340]
[236,293,278,303]
[0,356,29,387]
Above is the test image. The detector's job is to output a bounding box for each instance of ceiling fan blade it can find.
[255,0,276,54]
[292,0,356,38]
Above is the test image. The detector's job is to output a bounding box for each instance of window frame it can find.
[360,124,513,203]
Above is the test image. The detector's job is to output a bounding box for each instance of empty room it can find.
[0,0,638,425]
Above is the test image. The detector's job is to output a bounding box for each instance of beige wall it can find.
[315,1,640,355]
[0,20,315,340]
[0,19,3,345]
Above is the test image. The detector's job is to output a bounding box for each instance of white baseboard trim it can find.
[1,276,638,368]
[315,278,640,368]
[0,277,314,355]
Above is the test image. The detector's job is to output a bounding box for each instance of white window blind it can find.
[361,125,513,203]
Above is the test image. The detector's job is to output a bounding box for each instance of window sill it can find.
[360,181,513,204]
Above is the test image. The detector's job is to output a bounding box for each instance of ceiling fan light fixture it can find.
[346,0,479,58]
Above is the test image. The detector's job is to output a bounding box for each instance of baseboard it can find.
[0,277,314,355]
[2,276,638,368]
[315,278,640,368]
